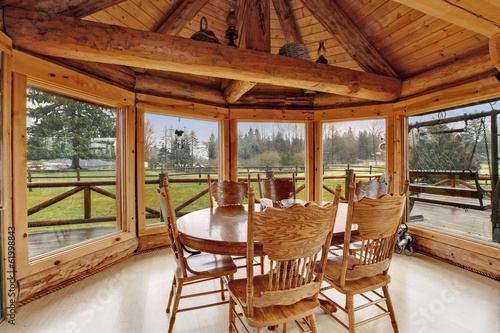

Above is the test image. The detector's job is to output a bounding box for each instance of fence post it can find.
[28,169,32,192]
[266,166,273,179]
[76,167,81,181]
[199,165,202,185]
[159,173,166,188]
[84,185,91,219]
[345,168,355,202]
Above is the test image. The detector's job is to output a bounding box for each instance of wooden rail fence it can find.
[27,169,387,228]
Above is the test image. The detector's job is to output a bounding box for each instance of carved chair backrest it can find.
[208,174,250,208]
[338,181,409,288]
[257,173,296,203]
[355,174,393,200]
[157,176,188,277]
[245,185,342,317]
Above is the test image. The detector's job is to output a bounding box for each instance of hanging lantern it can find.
[190,17,221,44]
[225,9,238,47]
[316,41,328,64]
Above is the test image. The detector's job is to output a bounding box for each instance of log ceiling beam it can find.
[224,0,271,104]
[135,74,226,106]
[49,57,136,90]
[301,0,398,78]
[392,0,500,38]
[0,0,128,18]
[4,7,402,101]
[402,49,498,98]
[490,34,500,72]
[272,0,302,44]
[155,0,210,35]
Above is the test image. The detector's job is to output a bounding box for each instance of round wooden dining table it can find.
[177,202,348,256]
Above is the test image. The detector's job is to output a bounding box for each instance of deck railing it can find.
[27,167,385,228]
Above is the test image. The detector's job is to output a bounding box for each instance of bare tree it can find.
[368,121,384,163]
[144,119,158,168]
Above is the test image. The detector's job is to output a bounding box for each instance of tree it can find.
[144,119,158,168]
[368,121,383,163]
[205,133,218,162]
[27,89,116,168]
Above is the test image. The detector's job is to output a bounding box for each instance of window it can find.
[408,102,499,244]
[237,122,306,199]
[26,88,121,257]
[322,120,386,199]
[143,113,219,225]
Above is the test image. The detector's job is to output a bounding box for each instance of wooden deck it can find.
[410,196,493,242]
[4,249,499,333]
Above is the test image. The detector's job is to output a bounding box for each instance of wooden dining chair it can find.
[320,180,409,333]
[354,174,393,200]
[207,174,264,273]
[228,185,342,333]
[207,174,250,208]
[157,178,238,333]
[257,172,296,207]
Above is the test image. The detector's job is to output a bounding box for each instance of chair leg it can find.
[229,297,235,333]
[346,295,356,333]
[308,314,318,333]
[282,322,287,333]
[257,328,264,333]
[260,255,265,274]
[166,276,176,313]
[220,277,225,300]
[168,280,184,333]
[383,286,399,333]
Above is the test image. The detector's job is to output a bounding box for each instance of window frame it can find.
[11,51,136,278]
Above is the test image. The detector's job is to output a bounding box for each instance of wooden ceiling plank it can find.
[4,7,402,101]
[490,33,500,71]
[0,0,128,18]
[371,10,427,47]
[272,0,302,44]
[390,30,487,69]
[155,0,211,35]
[301,0,399,78]
[392,0,500,38]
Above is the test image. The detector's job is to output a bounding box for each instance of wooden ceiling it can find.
[1,0,500,109]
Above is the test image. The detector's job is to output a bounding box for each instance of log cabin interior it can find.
[0,0,499,331]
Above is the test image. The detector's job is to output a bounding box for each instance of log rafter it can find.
[4,7,402,102]
[272,0,302,44]
[490,33,500,72]
[0,0,128,18]
[392,0,500,38]
[155,0,211,35]
[301,0,399,78]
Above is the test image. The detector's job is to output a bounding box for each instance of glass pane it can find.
[408,102,499,244]
[322,120,387,199]
[27,88,120,257]
[237,122,306,199]
[144,114,219,225]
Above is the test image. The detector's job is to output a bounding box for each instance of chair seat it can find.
[175,253,237,280]
[323,256,391,294]
[228,275,320,328]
